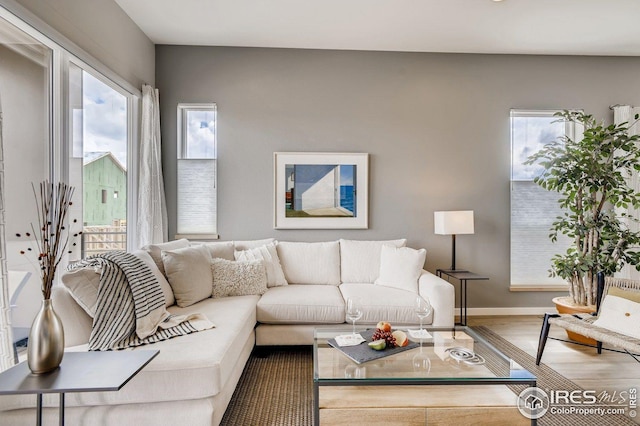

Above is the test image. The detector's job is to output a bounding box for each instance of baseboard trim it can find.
[466,307,554,316]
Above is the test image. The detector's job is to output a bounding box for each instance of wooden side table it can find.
[0,350,159,426]
[436,269,489,326]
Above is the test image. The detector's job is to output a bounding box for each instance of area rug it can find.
[220,328,637,425]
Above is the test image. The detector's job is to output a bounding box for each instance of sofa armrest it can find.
[51,286,92,347]
[418,270,455,327]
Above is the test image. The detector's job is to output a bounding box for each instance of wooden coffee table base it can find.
[319,385,528,426]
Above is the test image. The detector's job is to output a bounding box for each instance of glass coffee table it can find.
[314,326,537,425]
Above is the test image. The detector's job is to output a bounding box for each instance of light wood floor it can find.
[469,315,639,395]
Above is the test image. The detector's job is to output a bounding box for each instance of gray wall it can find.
[156,46,640,308]
[8,0,154,87]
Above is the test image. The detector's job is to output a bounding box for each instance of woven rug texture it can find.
[220,327,637,426]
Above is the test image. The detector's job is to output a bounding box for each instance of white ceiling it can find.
[115,0,640,56]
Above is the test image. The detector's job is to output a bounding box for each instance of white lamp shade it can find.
[434,210,475,235]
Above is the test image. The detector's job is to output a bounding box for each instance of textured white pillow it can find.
[131,249,176,307]
[234,243,287,287]
[161,244,213,307]
[593,288,640,339]
[142,239,190,276]
[339,239,407,283]
[276,241,341,285]
[211,258,268,298]
[61,265,101,317]
[374,245,426,293]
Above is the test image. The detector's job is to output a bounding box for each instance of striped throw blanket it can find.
[73,251,214,351]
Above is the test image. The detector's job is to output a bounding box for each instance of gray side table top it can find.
[0,350,159,395]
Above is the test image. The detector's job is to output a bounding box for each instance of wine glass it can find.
[345,297,363,336]
[415,296,432,334]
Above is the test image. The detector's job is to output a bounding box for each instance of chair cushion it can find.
[276,241,341,285]
[593,287,640,339]
[339,283,433,325]
[374,245,426,293]
[257,285,345,323]
[339,239,407,283]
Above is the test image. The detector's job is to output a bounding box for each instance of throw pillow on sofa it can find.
[192,241,235,260]
[374,245,426,293]
[142,238,190,276]
[162,244,213,307]
[234,242,288,287]
[211,258,268,298]
[339,239,407,283]
[61,249,176,317]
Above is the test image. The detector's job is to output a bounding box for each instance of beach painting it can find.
[274,153,369,229]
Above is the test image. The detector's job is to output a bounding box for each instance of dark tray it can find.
[327,328,419,364]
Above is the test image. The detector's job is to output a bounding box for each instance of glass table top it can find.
[313,326,535,385]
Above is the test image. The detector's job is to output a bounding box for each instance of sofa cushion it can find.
[276,241,341,285]
[211,258,268,298]
[257,285,345,323]
[374,245,426,294]
[233,238,276,251]
[234,242,288,287]
[339,239,407,283]
[339,283,433,324]
[192,241,235,260]
[162,244,213,307]
[142,239,190,276]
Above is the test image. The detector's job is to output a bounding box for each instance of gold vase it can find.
[27,299,65,374]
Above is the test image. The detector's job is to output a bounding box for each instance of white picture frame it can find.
[274,152,369,229]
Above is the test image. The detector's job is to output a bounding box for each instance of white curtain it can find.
[0,92,16,371]
[137,84,168,247]
[613,105,640,280]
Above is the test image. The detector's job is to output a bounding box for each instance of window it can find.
[176,103,218,238]
[68,63,132,257]
[510,110,578,288]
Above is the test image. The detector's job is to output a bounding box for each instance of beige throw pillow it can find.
[234,243,287,287]
[211,258,268,298]
[61,265,101,317]
[143,239,190,276]
[162,244,213,307]
[339,239,407,283]
[374,245,426,293]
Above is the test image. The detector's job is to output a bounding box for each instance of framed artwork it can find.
[273,152,369,229]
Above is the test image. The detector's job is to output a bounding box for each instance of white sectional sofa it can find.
[0,238,454,426]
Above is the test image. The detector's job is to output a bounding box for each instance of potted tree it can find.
[526,110,640,340]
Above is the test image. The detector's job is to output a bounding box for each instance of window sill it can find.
[510,284,569,292]
[175,234,219,241]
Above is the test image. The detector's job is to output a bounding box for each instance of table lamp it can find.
[434,210,474,271]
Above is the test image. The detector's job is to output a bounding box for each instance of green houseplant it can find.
[526,110,640,307]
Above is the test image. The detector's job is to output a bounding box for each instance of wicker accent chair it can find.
[536,272,640,365]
